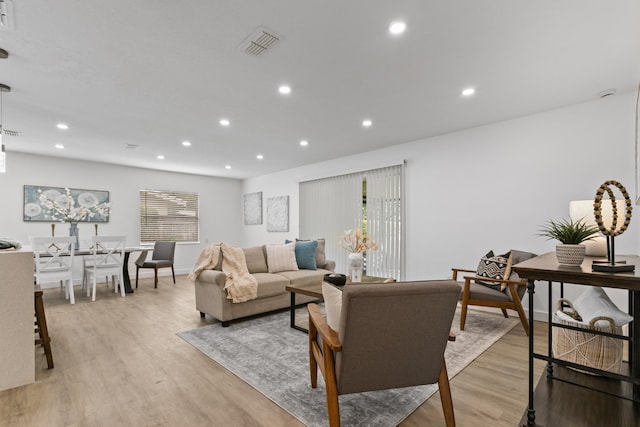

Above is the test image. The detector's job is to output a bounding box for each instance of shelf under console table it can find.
[512,252,640,427]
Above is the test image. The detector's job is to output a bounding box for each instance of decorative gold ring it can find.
[593,180,632,237]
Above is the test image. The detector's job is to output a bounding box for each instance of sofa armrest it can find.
[322,260,336,272]
[196,269,227,287]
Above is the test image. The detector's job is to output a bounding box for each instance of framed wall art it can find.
[244,191,263,225]
[267,195,289,232]
[23,185,110,222]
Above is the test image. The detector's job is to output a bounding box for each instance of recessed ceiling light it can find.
[362,119,373,127]
[55,144,64,149]
[219,118,230,126]
[157,155,165,160]
[181,141,191,147]
[278,85,291,95]
[56,123,69,130]
[461,87,475,97]
[225,165,231,170]
[389,21,407,35]
[256,154,264,160]
[300,140,309,147]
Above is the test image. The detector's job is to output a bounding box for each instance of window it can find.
[300,164,404,279]
[139,189,199,243]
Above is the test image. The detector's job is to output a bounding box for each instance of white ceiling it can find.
[1,1,639,179]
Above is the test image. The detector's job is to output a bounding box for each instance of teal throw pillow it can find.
[286,239,318,270]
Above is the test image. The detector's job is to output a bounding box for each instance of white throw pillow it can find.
[265,242,299,273]
[322,281,342,332]
[573,286,633,327]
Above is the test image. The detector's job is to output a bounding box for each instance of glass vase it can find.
[69,222,79,250]
[348,252,363,282]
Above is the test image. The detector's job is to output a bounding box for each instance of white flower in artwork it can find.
[41,189,62,200]
[24,203,42,217]
[38,187,110,223]
[77,192,99,207]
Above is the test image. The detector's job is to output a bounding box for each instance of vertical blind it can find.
[139,189,200,243]
[364,165,404,279]
[299,164,404,279]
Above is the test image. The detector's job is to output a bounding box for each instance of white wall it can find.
[242,93,639,319]
[0,153,243,283]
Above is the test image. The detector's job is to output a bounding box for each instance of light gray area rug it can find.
[178,308,517,427]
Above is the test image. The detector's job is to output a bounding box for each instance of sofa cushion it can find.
[289,240,318,270]
[314,238,327,268]
[322,281,342,331]
[296,238,327,268]
[276,269,329,288]
[250,273,290,298]
[464,282,511,302]
[266,242,299,273]
[243,246,268,273]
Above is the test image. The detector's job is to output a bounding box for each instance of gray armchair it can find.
[135,241,176,288]
[452,249,537,335]
[308,280,461,427]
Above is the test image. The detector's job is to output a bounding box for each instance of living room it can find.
[1,2,639,426]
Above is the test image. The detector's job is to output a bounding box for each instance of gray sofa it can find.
[195,244,335,326]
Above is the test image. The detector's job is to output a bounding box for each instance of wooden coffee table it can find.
[285,275,392,333]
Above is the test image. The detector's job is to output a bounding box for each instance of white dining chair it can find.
[32,236,76,304]
[83,235,126,301]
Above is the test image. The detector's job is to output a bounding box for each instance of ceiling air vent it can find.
[238,27,281,57]
[1,128,19,136]
[124,144,140,150]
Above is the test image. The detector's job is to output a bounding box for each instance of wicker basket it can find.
[552,299,624,374]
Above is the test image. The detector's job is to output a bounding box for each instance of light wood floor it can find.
[0,275,547,427]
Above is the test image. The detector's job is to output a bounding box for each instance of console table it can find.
[513,252,640,427]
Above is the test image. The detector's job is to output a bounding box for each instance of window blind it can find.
[300,164,404,279]
[363,165,404,279]
[139,189,199,243]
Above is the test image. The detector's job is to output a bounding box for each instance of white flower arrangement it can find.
[38,187,110,223]
[339,228,378,253]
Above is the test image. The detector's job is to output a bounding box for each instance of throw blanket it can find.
[188,243,221,281]
[221,243,258,303]
[188,242,258,303]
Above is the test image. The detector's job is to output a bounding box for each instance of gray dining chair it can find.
[135,241,176,288]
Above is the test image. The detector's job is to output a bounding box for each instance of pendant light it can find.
[0,82,9,174]
[0,47,8,174]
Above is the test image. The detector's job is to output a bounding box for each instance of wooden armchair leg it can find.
[438,361,455,427]
[500,309,509,318]
[135,266,139,288]
[154,268,158,288]
[309,316,318,388]
[459,302,468,331]
[171,266,176,284]
[323,342,341,427]
[514,301,530,336]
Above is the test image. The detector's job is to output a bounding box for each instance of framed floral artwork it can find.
[23,185,110,222]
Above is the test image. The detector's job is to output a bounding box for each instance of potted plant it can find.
[538,218,600,265]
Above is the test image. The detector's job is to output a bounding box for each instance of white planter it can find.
[555,244,586,266]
